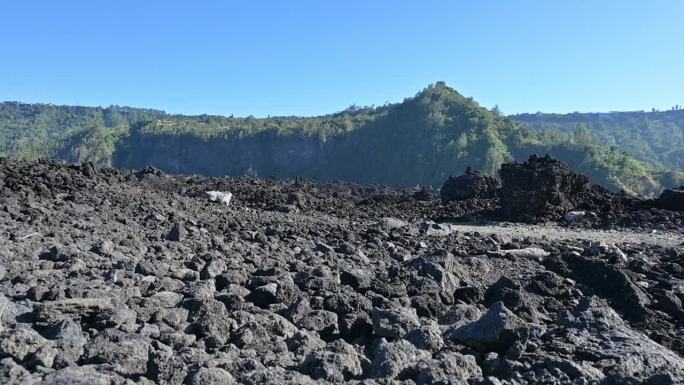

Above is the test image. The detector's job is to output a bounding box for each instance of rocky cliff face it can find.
[114,132,332,178]
[111,130,465,188]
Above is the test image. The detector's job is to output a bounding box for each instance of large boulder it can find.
[0,327,50,364]
[37,366,128,385]
[499,154,589,221]
[444,301,539,353]
[0,357,37,384]
[655,187,684,211]
[372,307,420,339]
[82,330,151,376]
[440,167,500,203]
[371,339,431,379]
[240,367,317,385]
[563,253,650,322]
[34,298,114,324]
[542,297,684,382]
[300,340,364,382]
[414,352,482,385]
[189,367,235,385]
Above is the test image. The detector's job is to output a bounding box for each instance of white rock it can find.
[377,217,408,230]
[564,211,586,222]
[205,191,233,206]
[611,244,628,263]
[487,247,550,261]
[505,247,550,261]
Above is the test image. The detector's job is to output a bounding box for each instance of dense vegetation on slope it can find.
[0,83,680,195]
[512,110,684,184]
[0,102,164,164]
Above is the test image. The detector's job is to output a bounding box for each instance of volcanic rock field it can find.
[1,157,683,385]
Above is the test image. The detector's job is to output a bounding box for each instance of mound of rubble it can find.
[440,168,500,203]
[0,158,683,385]
[555,184,684,230]
[498,154,589,222]
[656,187,684,212]
[434,155,684,229]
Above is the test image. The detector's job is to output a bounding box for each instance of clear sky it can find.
[1,1,682,117]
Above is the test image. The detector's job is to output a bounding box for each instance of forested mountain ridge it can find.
[0,102,165,164]
[1,83,681,195]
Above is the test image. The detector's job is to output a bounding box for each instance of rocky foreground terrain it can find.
[1,157,683,385]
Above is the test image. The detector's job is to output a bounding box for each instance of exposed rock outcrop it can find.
[499,154,589,221]
[440,167,500,203]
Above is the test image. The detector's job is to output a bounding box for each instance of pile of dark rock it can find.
[440,168,500,204]
[498,154,590,222]
[0,158,683,385]
[656,187,684,211]
[439,155,684,228]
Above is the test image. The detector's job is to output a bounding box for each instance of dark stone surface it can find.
[499,154,589,221]
[0,158,683,384]
[440,167,500,203]
[656,187,684,211]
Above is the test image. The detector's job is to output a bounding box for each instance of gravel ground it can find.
[449,222,684,249]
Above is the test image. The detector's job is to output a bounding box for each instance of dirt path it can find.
[451,222,684,248]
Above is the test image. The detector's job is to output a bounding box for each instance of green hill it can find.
[0,83,677,195]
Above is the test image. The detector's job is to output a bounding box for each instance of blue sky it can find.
[1,1,682,117]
